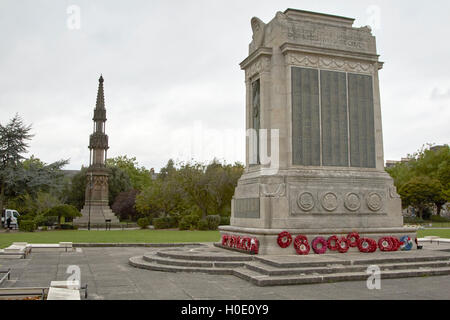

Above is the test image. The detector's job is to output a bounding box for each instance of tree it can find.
[106,155,152,190]
[66,165,132,210]
[111,189,139,221]
[44,204,81,228]
[0,114,33,211]
[399,176,443,219]
[387,144,450,216]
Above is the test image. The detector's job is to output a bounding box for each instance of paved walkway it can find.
[0,246,449,300]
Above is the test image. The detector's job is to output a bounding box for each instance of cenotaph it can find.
[219,9,417,255]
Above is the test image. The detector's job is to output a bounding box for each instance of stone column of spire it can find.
[74,75,120,227]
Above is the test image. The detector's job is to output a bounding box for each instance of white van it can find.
[1,209,20,229]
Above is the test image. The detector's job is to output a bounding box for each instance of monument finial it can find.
[95,75,105,110]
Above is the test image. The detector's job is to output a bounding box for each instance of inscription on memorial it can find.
[292,67,320,166]
[320,70,348,166]
[348,73,376,168]
[291,67,376,168]
[234,198,260,218]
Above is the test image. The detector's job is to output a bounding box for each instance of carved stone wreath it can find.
[321,192,338,212]
[344,192,361,212]
[366,192,383,212]
[297,192,315,211]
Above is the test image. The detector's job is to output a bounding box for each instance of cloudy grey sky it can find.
[1,0,449,171]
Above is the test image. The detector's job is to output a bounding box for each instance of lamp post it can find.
[88,172,93,231]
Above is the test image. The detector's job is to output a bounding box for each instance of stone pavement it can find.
[0,246,449,300]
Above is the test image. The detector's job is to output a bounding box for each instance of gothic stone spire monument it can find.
[73,75,120,227]
[218,9,417,255]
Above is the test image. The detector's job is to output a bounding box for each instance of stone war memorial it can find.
[218,8,417,255]
[73,75,120,228]
[130,9,450,286]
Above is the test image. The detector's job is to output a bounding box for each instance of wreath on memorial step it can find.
[312,237,328,254]
[221,234,229,246]
[346,232,360,247]
[294,235,310,255]
[277,231,293,248]
[241,237,252,251]
[358,237,377,253]
[337,237,350,253]
[400,235,413,251]
[378,236,394,251]
[327,235,339,251]
[250,238,259,254]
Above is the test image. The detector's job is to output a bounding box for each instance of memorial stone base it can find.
[73,201,120,227]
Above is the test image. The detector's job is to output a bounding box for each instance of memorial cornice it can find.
[240,47,272,70]
[281,42,379,63]
[282,43,384,74]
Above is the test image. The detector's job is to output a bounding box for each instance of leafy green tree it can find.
[107,165,133,205]
[0,114,33,211]
[399,176,443,219]
[44,204,81,228]
[387,144,449,216]
[106,155,152,190]
[111,189,139,221]
[66,165,132,210]
[0,115,68,213]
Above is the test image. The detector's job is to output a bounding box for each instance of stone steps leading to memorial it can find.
[253,253,450,268]
[232,266,450,286]
[129,243,450,286]
[155,250,254,262]
[143,254,247,268]
[128,256,235,275]
[245,259,450,276]
[129,254,450,286]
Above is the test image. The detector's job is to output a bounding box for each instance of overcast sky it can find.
[1,0,449,171]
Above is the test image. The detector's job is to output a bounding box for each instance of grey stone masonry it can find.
[220,8,415,255]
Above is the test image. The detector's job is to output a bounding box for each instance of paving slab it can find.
[1,246,450,299]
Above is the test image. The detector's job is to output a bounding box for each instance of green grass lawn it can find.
[417,229,450,239]
[0,229,220,249]
[0,228,448,249]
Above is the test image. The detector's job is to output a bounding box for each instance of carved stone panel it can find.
[297,192,315,211]
[366,192,383,212]
[321,192,339,212]
[234,198,260,219]
[348,73,376,168]
[320,70,349,166]
[292,67,320,166]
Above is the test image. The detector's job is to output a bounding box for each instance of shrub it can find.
[178,214,200,230]
[198,219,209,231]
[137,217,150,229]
[206,215,220,230]
[422,207,433,221]
[431,215,450,222]
[219,216,230,226]
[33,214,49,227]
[19,220,37,232]
[166,215,179,228]
[58,223,77,230]
[152,217,168,229]
[403,216,425,224]
[41,226,48,231]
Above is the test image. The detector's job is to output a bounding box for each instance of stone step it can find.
[254,253,450,268]
[156,250,253,262]
[128,256,234,275]
[245,260,450,276]
[143,254,247,268]
[234,266,450,286]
